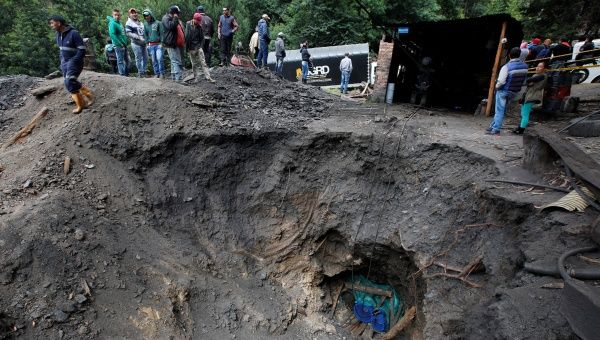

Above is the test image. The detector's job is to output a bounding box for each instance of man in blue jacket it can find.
[49,15,93,114]
[256,14,271,68]
[486,47,528,135]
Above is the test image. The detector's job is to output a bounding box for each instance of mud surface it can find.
[0,70,598,339]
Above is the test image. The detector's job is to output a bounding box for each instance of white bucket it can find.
[386,83,395,104]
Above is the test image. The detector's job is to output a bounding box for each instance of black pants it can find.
[220,35,233,65]
[202,38,212,66]
[108,59,118,74]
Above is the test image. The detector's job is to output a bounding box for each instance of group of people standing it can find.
[48,5,357,115]
[488,35,597,136]
[487,46,547,136]
[520,36,597,65]
[105,5,229,82]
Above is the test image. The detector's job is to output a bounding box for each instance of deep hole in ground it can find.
[102,127,500,338]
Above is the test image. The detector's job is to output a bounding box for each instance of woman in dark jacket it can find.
[300,41,310,84]
[513,62,547,134]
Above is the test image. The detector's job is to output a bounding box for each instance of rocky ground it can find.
[0,69,598,339]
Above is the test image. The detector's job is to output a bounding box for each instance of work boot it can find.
[80,86,94,106]
[71,93,85,114]
[511,127,525,134]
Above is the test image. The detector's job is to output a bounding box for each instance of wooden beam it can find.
[485,21,508,116]
[524,125,600,192]
[382,306,416,339]
[348,283,393,298]
[2,106,48,149]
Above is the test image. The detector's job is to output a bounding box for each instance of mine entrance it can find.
[383,14,523,110]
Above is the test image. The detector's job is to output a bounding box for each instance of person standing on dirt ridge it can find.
[339,52,353,94]
[196,6,215,66]
[486,47,528,135]
[125,8,147,77]
[275,32,286,77]
[143,9,165,78]
[162,6,185,82]
[107,9,130,76]
[300,41,311,84]
[249,26,259,65]
[186,13,216,83]
[256,14,271,69]
[49,15,94,114]
[104,37,118,74]
[217,7,239,66]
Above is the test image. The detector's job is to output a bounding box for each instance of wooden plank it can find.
[381,306,416,340]
[2,106,49,149]
[350,283,393,298]
[525,125,600,191]
[485,21,508,116]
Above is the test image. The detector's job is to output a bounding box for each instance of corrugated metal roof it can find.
[268,43,369,63]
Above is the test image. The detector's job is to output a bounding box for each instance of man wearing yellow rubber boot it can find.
[49,15,93,114]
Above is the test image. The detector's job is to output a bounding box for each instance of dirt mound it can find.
[0,70,592,339]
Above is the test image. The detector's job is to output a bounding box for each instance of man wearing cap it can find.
[162,6,185,81]
[106,9,129,76]
[275,32,286,76]
[217,7,239,66]
[185,13,215,83]
[49,15,94,114]
[196,6,215,66]
[125,8,147,77]
[256,14,271,68]
[143,9,165,78]
[528,38,543,60]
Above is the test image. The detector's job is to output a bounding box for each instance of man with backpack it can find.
[162,5,185,81]
[196,6,215,66]
[217,7,239,66]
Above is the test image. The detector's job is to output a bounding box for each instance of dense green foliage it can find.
[0,0,598,76]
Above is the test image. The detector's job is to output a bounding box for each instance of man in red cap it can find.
[528,38,544,60]
[185,13,215,83]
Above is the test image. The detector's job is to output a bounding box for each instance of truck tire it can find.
[572,69,589,84]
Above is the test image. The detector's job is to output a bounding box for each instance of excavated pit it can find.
[106,129,498,338]
[0,71,583,339]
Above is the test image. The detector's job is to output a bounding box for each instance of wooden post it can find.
[485,21,508,116]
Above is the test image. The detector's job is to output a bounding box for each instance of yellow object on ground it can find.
[541,187,596,212]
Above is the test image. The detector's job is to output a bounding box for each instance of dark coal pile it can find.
[0,76,42,135]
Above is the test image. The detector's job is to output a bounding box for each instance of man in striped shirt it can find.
[49,15,93,114]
